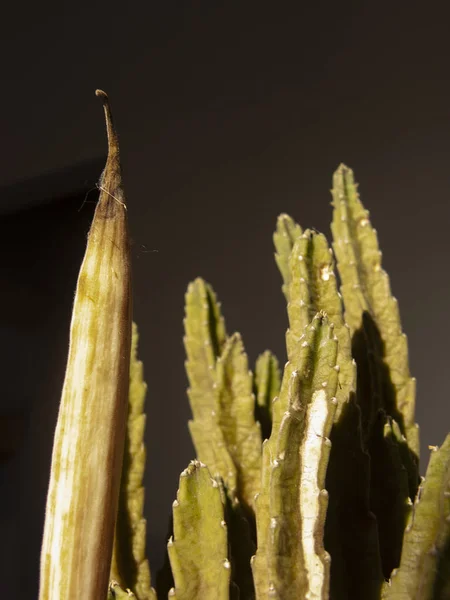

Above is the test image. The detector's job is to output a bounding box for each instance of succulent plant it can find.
[39,93,450,599]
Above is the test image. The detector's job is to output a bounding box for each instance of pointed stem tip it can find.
[95,88,108,102]
[95,89,119,161]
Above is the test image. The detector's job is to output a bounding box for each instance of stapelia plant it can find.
[39,94,450,600]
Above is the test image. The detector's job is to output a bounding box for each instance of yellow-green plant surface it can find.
[40,93,450,600]
[111,323,156,599]
[39,91,132,600]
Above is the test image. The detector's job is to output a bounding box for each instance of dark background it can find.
[1,3,450,598]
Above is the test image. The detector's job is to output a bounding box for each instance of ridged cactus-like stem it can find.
[254,350,281,441]
[275,223,384,597]
[39,91,132,599]
[384,435,450,599]
[330,164,419,462]
[286,229,353,417]
[167,461,231,599]
[183,279,237,493]
[253,313,338,599]
[215,333,262,512]
[184,278,227,422]
[108,581,136,598]
[111,323,156,600]
[184,278,262,514]
[330,165,419,578]
[273,214,303,302]
[366,412,412,580]
[222,487,256,599]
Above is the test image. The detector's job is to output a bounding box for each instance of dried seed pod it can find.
[39,90,132,600]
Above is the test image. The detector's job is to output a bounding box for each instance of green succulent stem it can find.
[253,313,338,599]
[254,350,281,441]
[168,461,231,599]
[383,435,450,599]
[111,323,156,600]
[330,164,419,465]
[273,214,303,302]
